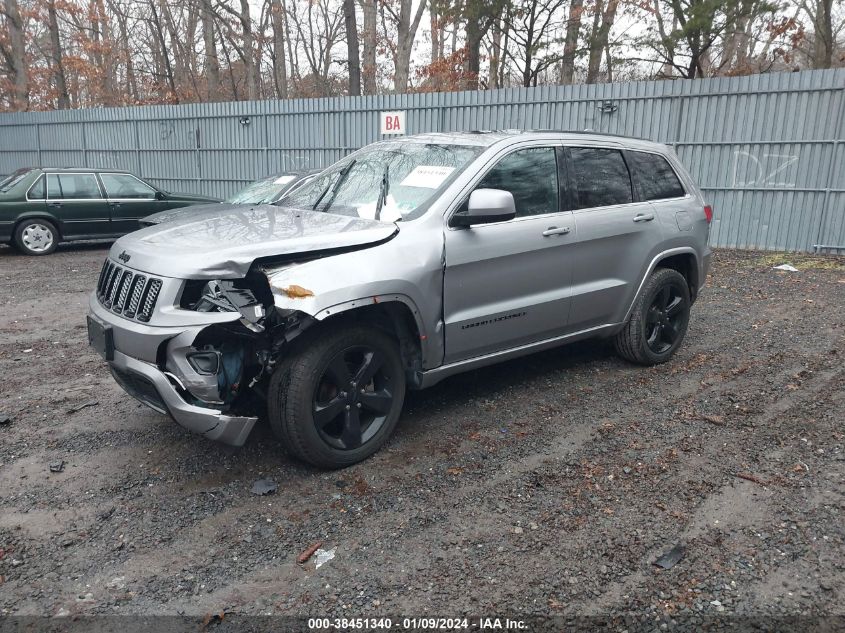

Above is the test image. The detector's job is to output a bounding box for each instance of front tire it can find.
[14,219,59,256]
[268,325,406,469]
[614,267,691,365]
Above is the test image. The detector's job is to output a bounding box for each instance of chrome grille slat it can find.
[108,267,125,306]
[103,265,121,306]
[114,270,133,313]
[96,258,163,322]
[96,260,110,294]
[124,275,146,317]
[137,278,162,322]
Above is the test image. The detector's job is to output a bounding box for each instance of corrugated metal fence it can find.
[0,69,842,252]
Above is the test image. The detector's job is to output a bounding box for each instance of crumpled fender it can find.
[261,238,444,369]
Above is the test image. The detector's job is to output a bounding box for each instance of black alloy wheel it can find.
[312,346,395,450]
[644,283,687,354]
[613,267,691,365]
[268,325,406,469]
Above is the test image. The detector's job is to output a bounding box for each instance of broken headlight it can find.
[187,280,266,332]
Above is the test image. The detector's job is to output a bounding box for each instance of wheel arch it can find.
[622,247,699,323]
[14,213,63,239]
[285,298,426,388]
[656,252,700,302]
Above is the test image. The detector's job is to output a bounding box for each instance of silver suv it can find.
[87,131,712,468]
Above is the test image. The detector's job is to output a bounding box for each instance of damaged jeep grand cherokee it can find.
[88,131,712,468]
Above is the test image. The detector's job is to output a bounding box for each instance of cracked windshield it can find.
[279,142,481,222]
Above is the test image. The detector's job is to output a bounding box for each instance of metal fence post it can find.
[81,122,88,167]
[35,123,42,167]
[813,84,845,252]
[133,119,142,177]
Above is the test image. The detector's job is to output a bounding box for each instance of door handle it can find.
[633,212,655,223]
[48,202,63,208]
[110,201,122,207]
[542,226,571,237]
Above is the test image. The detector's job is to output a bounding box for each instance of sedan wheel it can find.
[15,220,58,256]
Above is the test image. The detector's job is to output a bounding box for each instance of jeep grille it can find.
[96,260,162,322]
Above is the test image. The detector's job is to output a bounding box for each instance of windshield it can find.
[226,174,300,204]
[279,142,481,222]
[0,168,32,193]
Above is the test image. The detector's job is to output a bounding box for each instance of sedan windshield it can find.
[226,174,300,204]
[279,143,481,222]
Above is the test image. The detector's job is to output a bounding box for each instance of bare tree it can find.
[2,0,29,109]
[201,0,221,98]
[383,0,426,92]
[559,0,584,83]
[586,0,620,83]
[360,0,377,93]
[46,0,71,108]
[343,0,361,95]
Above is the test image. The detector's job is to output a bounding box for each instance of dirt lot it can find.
[0,243,843,625]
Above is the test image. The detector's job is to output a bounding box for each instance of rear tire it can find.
[268,325,406,469]
[14,219,59,256]
[614,267,691,365]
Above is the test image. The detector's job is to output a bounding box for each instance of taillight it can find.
[704,205,713,224]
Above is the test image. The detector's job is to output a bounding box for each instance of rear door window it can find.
[568,147,633,209]
[627,151,686,200]
[100,173,156,199]
[476,147,559,217]
[47,173,102,199]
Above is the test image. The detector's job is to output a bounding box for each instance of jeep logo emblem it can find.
[118,251,131,263]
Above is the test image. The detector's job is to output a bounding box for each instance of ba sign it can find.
[380,111,406,135]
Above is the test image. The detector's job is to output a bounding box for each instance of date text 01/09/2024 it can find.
[306,617,528,630]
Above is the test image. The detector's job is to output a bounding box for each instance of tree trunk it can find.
[489,18,502,89]
[3,0,28,109]
[94,0,119,105]
[464,18,482,89]
[559,0,583,84]
[430,4,440,63]
[201,0,221,98]
[343,0,361,95]
[812,0,833,68]
[586,0,618,84]
[271,0,289,97]
[360,0,377,93]
[149,0,178,101]
[239,0,258,99]
[46,0,71,108]
[393,0,426,93]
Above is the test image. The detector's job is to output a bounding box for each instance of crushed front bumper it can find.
[88,294,256,446]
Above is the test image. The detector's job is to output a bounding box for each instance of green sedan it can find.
[0,167,219,255]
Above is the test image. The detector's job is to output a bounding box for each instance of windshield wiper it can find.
[374,164,389,221]
[312,160,356,211]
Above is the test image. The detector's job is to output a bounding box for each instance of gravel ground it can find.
[0,243,843,626]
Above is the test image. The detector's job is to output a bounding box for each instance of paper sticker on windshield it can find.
[400,166,455,189]
[274,175,297,185]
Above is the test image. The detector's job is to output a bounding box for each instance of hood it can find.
[140,203,222,226]
[110,204,398,279]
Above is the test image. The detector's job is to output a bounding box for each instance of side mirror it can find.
[155,191,166,201]
[450,188,516,227]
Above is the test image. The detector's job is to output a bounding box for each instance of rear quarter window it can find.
[0,169,32,194]
[627,151,686,200]
[28,175,46,199]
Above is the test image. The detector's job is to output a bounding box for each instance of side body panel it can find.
[46,173,112,237]
[566,199,666,331]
